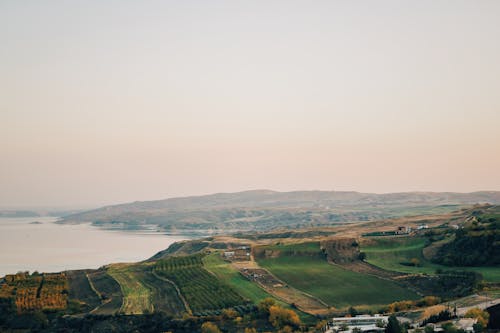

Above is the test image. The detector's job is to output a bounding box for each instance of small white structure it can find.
[222,251,235,258]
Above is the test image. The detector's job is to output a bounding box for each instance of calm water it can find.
[0,217,189,277]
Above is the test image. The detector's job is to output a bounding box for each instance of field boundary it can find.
[152,270,191,314]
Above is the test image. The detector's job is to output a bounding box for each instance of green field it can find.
[203,254,277,303]
[362,236,500,282]
[108,265,153,314]
[154,254,246,313]
[257,255,418,309]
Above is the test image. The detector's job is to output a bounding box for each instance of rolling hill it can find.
[58,190,500,233]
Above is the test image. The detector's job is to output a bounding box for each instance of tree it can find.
[385,315,403,333]
[424,326,435,333]
[201,321,222,333]
[221,308,238,320]
[258,297,276,315]
[268,305,301,329]
[349,306,358,317]
[472,323,483,333]
[465,308,489,327]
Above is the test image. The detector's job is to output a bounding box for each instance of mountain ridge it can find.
[59,190,500,233]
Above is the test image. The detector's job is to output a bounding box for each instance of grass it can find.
[263,241,322,252]
[203,253,276,303]
[203,253,316,323]
[107,264,153,314]
[258,255,419,308]
[362,236,500,282]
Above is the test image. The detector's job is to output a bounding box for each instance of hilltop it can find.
[59,190,500,234]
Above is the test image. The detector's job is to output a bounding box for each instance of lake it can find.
[0,217,189,277]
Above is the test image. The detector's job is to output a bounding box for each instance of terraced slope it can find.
[154,254,247,314]
[66,270,101,313]
[108,264,153,314]
[86,270,123,315]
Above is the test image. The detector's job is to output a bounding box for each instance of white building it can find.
[326,315,389,333]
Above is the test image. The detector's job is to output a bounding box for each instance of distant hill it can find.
[0,210,41,218]
[59,190,500,234]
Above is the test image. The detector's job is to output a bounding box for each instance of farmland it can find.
[0,272,68,313]
[84,270,123,315]
[107,264,154,314]
[202,253,277,304]
[361,236,500,282]
[154,254,247,314]
[66,270,101,313]
[257,243,419,309]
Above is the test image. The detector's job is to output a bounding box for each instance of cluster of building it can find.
[323,314,477,333]
[222,246,251,261]
[325,315,388,332]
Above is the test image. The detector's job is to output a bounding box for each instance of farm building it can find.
[222,247,251,261]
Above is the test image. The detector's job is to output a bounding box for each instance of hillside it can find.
[2,205,500,332]
[59,190,500,233]
[432,205,500,266]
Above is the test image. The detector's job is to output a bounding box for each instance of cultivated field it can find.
[66,270,101,313]
[86,270,123,315]
[154,254,246,313]
[256,243,419,309]
[361,236,500,282]
[0,272,68,313]
[202,253,276,304]
[107,264,153,314]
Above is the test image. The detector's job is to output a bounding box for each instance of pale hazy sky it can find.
[1,1,500,208]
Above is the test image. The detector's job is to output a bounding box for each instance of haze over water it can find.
[0,217,187,277]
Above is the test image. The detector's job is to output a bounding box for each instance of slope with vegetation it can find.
[432,205,500,267]
[154,254,248,315]
[2,204,500,332]
[59,190,500,233]
[255,242,419,309]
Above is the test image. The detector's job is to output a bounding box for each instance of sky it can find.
[1,1,500,208]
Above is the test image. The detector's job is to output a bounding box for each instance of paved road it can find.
[457,298,500,316]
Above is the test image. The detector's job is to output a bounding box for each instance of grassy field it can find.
[258,255,419,309]
[203,254,277,304]
[108,264,153,314]
[362,236,500,282]
[203,253,316,323]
